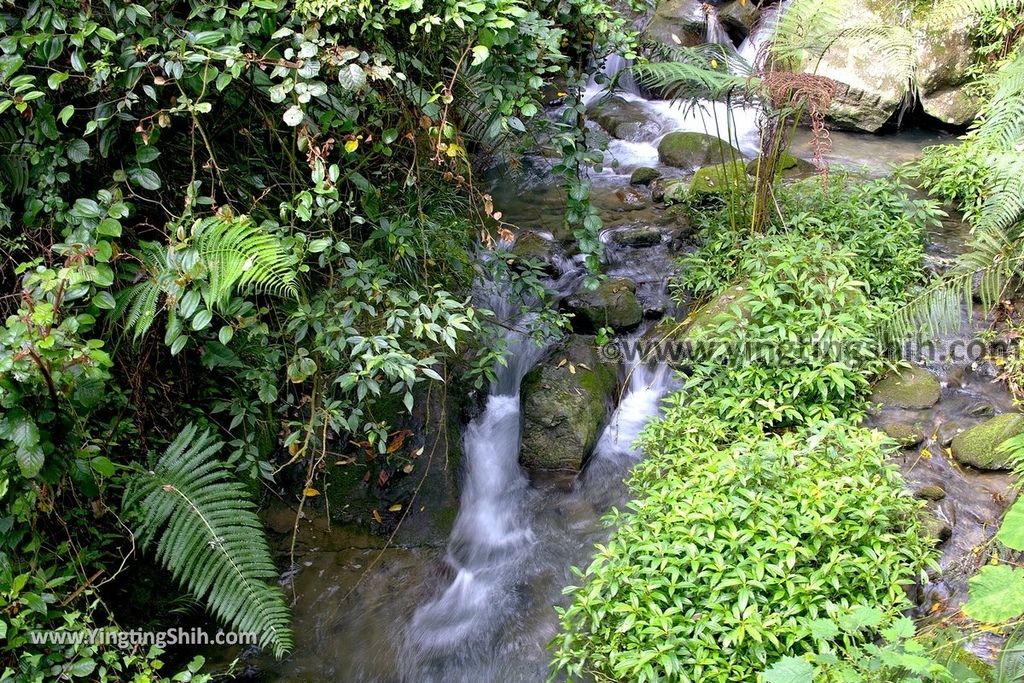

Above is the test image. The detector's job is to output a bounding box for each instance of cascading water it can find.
[703,5,733,45]
[397,248,677,682]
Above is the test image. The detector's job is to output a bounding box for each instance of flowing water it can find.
[252,10,995,679]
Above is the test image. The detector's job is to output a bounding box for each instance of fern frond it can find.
[124,425,293,658]
[632,52,757,105]
[190,213,299,308]
[974,52,1024,150]
[770,0,845,63]
[932,0,1024,24]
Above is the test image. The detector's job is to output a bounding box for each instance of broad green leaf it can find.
[762,656,814,683]
[964,565,1024,623]
[998,498,1024,550]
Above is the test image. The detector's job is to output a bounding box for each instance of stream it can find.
[251,22,1022,681]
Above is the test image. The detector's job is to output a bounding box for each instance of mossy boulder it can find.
[869,367,940,410]
[566,277,643,332]
[520,335,617,471]
[510,230,562,275]
[690,160,751,198]
[880,421,926,448]
[951,413,1024,471]
[661,178,689,205]
[609,225,662,247]
[914,484,947,501]
[918,509,952,546]
[629,166,661,186]
[657,131,741,169]
[644,283,751,366]
[587,96,662,142]
[745,153,816,177]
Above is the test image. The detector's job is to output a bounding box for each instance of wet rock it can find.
[510,230,561,274]
[745,153,816,178]
[566,277,644,332]
[690,160,751,198]
[965,401,995,418]
[645,0,754,49]
[880,421,926,448]
[661,178,689,205]
[629,166,662,186]
[915,484,947,502]
[608,225,662,248]
[870,366,941,410]
[520,336,617,471]
[592,186,648,213]
[919,508,953,546]
[657,131,742,169]
[951,413,1024,471]
[587,96,662,142]
[937,421,963,448]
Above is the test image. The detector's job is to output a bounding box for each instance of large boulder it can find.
[566,277,644,332]
[658,131,742,169]
[915,9,982,125]
[951,413,1024,470]
[869,366,941,410]
[796,0,908,132]
[587,96,662,142]
[520,336,617,471]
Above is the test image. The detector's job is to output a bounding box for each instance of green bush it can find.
[552,421,930,683]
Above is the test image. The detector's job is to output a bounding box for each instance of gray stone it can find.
[587,96,663,142]
[566,277,644,332]
[629,166,662,186]
[520,336,617,471]
[915,484,947,502]
[657,131,742,169]
[880,421,926,448]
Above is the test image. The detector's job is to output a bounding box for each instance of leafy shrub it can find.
[552,421,930,683]
[682,234,884,428]
[679,176,933,303]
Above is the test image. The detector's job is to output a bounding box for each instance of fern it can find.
[190,213,298,307]
[124,424,293,658]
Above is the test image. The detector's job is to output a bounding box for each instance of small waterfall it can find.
[703,6,732,46]
[738,0,793,65]
[401,245,677,681]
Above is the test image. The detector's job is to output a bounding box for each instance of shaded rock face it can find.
[645,0,755,48]
[510,230,563,274]
[587,95,662,142]
[870,366,941,410]
[951,413,1024,470]
[658,131,742,169]
[566,277,644,332]
[520,335,617,472]
[914,11,982,126]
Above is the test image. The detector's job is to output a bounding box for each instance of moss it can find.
[879,421,926,448]
[951,413,1024,470]
[567,277,643,332]
[690,160,750,199]
[744,153,816,177]
[657,131,741,169]
[629,166,661,186]
[869,367,941,410]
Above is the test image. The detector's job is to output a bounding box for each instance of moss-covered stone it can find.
[744,153,816,177]
[880,421,926,448]
[657,131,741,169]
[951,413,1024,470]
[610,225,662,247]
[661,178,689,205]
[566,277,643,332]
[869,366,941,410]
[520,335,617,471]
[629,166,661,186]
[918,509,952,546]
[914,484,947,501]
[690,160,751,198]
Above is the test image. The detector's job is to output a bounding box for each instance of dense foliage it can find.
[552,179,939,682]
[0,0,631,676]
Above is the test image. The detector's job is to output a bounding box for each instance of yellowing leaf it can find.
[344,139,359,153]
[388,503,403,512]
[303,487,320,497]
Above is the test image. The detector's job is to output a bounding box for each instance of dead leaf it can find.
[568,363,576,374]
[413,446,424,458]
[403,463,414,474]
[557,358,567,368]
[388,503,403,513]
[372,509,382,523]
[378,470,390,487]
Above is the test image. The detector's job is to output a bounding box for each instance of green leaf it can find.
[218,325,234,345]
[93,291,117,310]
[47,72,69,89]
[129,168,162,190]
[964,565,1024,623]
[763,656,814,683]
[191,309,213,331]
[998,498,1024,550]
[283,105,304,126]
[471,44,489,65]
[91,456,116,477]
